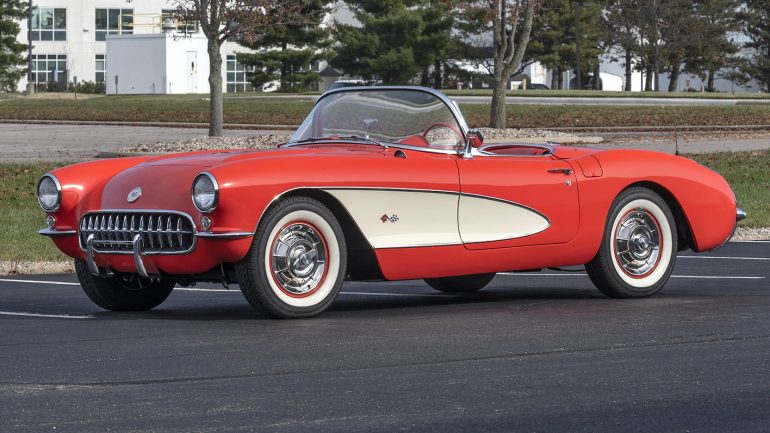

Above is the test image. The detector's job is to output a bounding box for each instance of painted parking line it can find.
[0,278,79,286]
[677,256,770,261]
[499,272,764,280]
[0,311,94,319]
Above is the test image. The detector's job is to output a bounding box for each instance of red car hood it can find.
[100,144,388,210]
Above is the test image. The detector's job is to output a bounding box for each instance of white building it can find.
[15,0,257,93]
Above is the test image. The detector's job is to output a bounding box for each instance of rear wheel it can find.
[425,273,496,293]
[74,259,174,311]
[236,196,347,318]
[586,187,677,298]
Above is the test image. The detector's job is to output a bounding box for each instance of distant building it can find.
[14,0,287,93]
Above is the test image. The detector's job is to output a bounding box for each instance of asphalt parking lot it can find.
[1,242,769,432]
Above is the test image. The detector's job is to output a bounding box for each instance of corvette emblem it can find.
[380,214,399,223]
[127,187,142,203]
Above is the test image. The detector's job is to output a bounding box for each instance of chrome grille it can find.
[79,211,195,254]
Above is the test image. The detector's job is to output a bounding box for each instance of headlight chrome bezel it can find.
[192,172,219,213]
[37,174,62,212]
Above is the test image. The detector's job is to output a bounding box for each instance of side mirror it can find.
[467,129,484,148]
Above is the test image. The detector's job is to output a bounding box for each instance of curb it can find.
[0,119,298,131]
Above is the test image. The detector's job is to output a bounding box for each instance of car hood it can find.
[99,144,388,210]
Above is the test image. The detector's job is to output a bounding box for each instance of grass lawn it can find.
[1,150,767,262]
[0,162,71,262]
[2,95,770,128]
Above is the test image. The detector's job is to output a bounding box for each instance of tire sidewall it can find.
[247,198,346,317]
[599,189,677,297]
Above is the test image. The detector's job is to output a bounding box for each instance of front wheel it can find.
[425,273,496,293]
[74,259,175,311]
[586,187,677,298]
[236,196,347,318]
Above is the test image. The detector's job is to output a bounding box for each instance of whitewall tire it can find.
[237,196,347,318]
[586,187,677,298]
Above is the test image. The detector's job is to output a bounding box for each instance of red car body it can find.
[38,87,741,316]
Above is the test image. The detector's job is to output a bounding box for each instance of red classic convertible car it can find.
[38,87,744,318]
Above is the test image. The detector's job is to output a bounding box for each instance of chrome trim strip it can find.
[38,228,77,237]
[37,173,62,212]
[195,231,254,239]
[737,208,747,222]
[78,209,197,255]
[475,143,556,158]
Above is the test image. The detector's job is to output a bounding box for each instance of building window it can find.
[161,9,198,33]
[31,54,67,84]
[30,8,67,41]
[95,8,133,41]
[95,55,106,83]
[226,55,254,93]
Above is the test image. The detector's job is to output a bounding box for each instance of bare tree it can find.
[163,1,317,136]
[461,0,539,129]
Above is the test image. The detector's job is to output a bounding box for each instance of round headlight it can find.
[37,174,61,212]
[192,172,219,212]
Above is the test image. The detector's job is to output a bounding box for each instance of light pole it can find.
[26,0,33,95]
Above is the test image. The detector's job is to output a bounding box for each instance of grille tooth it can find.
[176,217,183,246]
[166,215,174,249]
[147,216,156,250]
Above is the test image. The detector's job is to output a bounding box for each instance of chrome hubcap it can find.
[271,223,327,296]
[614,209,661,277]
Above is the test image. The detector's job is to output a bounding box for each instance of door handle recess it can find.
[548,168,573,175]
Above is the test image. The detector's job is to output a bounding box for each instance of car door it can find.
[455,151,580,250]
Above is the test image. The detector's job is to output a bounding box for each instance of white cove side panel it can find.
[459,195,550,243]
[324,189,461,249]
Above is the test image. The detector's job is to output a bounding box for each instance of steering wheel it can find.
[422,122,464,142]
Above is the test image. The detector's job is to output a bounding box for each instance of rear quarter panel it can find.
[589,150,736,252]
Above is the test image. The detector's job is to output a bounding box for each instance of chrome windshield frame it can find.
[284,86,470,153]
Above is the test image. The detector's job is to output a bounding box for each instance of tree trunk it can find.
[644,64,654,91]
[707,69,715,92]
[207,38,224,137]
[654,54,660,92]
[592,63,601,90]
[624,50,632,91]
[668,62,680,92]
[556,65,563,89]
[433,59,442,89]
[490,74,507,128]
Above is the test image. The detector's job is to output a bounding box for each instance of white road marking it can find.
[0,278,79,286]
[671,275,764,280]
[678,256,770,261]
[174,287,235,293]
[0,311,94,319]
[499,272,764,280]
[341,291,451,298]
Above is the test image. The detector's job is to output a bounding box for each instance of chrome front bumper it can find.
[737,208,747,222]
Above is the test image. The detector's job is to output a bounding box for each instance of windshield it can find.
[289,88,466,151]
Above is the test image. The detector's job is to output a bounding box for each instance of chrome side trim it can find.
[38,228,77,237]
[474,143,555,158]
[737,208,747,222]
[195,231,254,239]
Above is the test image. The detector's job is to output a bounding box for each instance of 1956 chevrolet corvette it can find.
[37,87,745,318]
